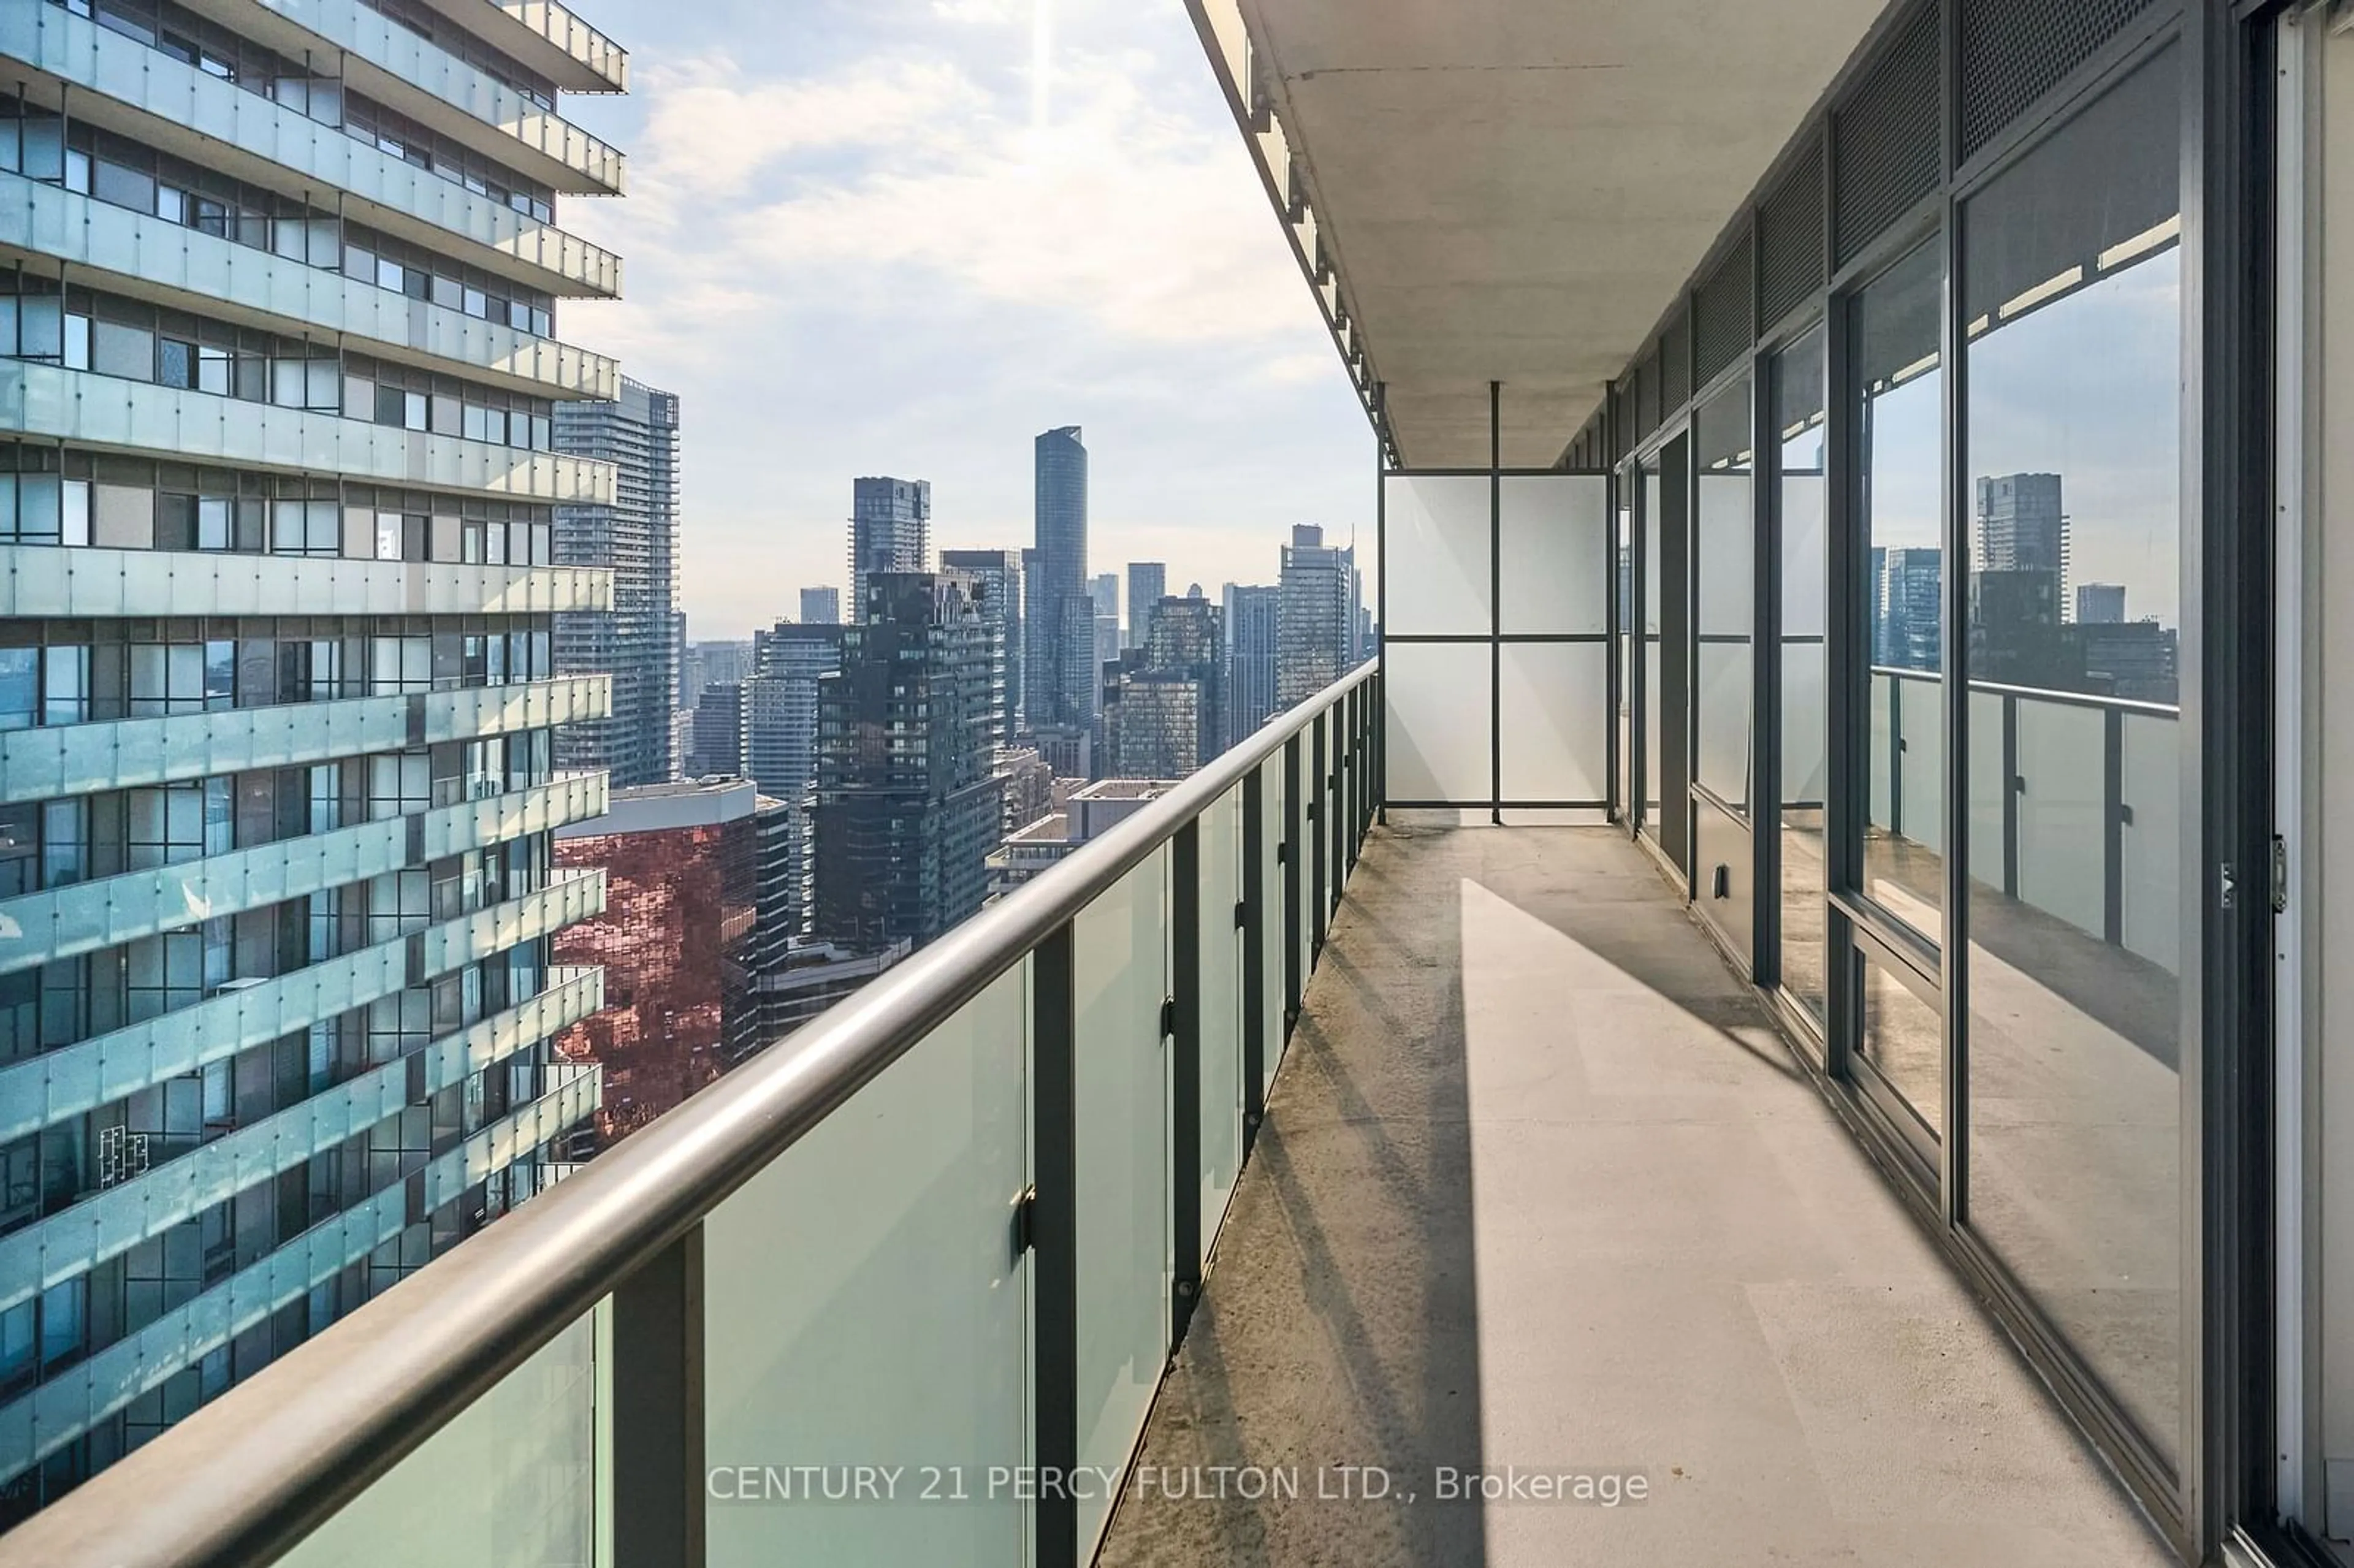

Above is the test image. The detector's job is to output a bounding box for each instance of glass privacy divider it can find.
[0,663,1382,1568]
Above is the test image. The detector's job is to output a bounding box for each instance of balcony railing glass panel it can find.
[703,964,1030,1564]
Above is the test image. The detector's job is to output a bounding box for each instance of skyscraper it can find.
[552,780,767,1149]
[813,573,1004,950]
[743,623,843,804]
[1225,584,1282,746]
[1974,472,2068,579]
[555,378,681,788]
[2076,583,2128,625]
[1873,547,1944,672]
[1126,561,1166,649]
[1027,428,1091,730]
[848,478,932,611]
[800,587,842,626]
[1103,596,1227,778]
[940,548,1026,744]
[1277,525,1359,704]
[0,0,629,1510]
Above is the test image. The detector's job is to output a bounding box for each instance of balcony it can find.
[202,0,627,194]
[0,363,613,506]
[0,664,2176,1567]
[0,677,615,807]
[0,869,606,1147]
[0,173,622,399]
[0,772,608,976]
[0,2,622,299]
[0,546,612,620]
[0,966,605,1319]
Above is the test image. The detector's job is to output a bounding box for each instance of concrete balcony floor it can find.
[1099,821,2171,1567]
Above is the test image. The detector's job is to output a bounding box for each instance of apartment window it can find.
[126,778,230,870]
[124,928,205,1023]
[1849,238,1945,944]
[1957,44,2185,1466]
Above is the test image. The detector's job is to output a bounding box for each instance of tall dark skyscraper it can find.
[1225,583,1281,747]
[1027,427,1091,729]
[813,573,1004,950]
[1872,546,1943,672]
[555,377,682,788]
[849,478,932,611]
[941,548,1026,745]
[1277,524,1359,704]
[1974,472,2067,579]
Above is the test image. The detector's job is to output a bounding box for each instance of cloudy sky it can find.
[557,0,1373,642]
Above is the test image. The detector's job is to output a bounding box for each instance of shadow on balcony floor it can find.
[1096,823,2171,1568]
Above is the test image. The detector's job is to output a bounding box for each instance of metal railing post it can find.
[1241,764,1268,1153]
[1310,715,1328,955]
[1032,924,1079,1568]
[612,1225,705,1568]
[1283,735,1303,1035]
[1170,822,1203,1349]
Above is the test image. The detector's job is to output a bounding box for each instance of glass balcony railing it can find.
[0,662,1379,1568]
[0,546,613,622]
[0,677,615,805]
[1866,668,2181,973]
[0,173,622,400]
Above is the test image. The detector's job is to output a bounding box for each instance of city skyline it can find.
[552,0,1374,642]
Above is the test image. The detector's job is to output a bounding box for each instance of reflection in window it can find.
[1775,325,1829,1022]
[1694,378,1753,812]
[1640,456,1661,832]
[1959,46,2182,1465]
[1853,241,1945,943]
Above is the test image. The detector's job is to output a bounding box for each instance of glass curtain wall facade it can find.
[1552,1,2279,1557]
[0,0,628,1521]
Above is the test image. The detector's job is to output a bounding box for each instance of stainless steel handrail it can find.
[0,658,1380,1568]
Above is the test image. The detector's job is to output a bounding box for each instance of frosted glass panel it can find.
[702,967,1030,1567]
[281,1309,601,1568]
[2014,699,2106,940]
[2118,712,2179,973]
[1966,687,2006,889]
[1198,786,1244,1257]
[1383,474,1490,636]
[1498,475,1607,634]
[1498,642,1604,804]
[1384,643,1490,804]
[1072,853,1170,1557]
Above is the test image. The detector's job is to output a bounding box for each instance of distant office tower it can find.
[941,548,1026,744]
[1278,525,1360,704]
[801,587,842,626]
[553,780,768,1149]
[1094,615,1122,702]
[1126,562,1166,648]
[1975,472,2068,579]
[694,640,754,690]
[2076,582,2127,625]
[1225,584,1282,746]
[743,623,843,802]
[672,612,691,705]
[0,0,630,1509]
[1103,596,1227,778]
[688,683,747,776]
[1026,428,1091,729]
[555,377,682,788]
[814,573,1005,949]
[1091,572,1120,622]
[849,478,932,610]
[1872,547,1944,672]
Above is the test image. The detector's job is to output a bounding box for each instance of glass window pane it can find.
[1694,376,1753,811]
[1959,46,2182,1465]
[1853,240,1946,941]
[1775,325,1830,1024]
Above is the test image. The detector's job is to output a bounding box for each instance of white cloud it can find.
[582,35,1309,360]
